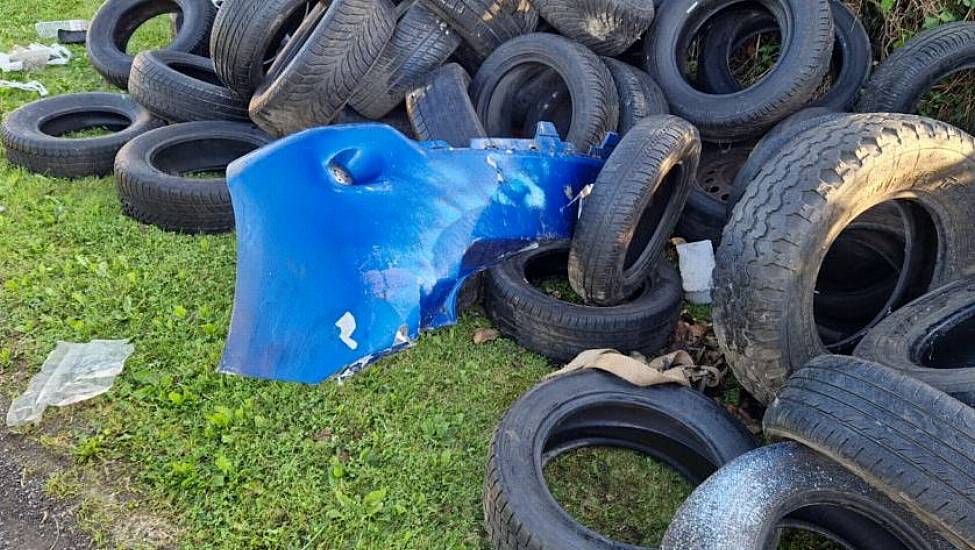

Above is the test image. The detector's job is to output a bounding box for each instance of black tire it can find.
[248,0,397,136]
[336,106,417,139]
[129,50,249,122]
[484,241,682,363]
[114,121,273,233]
[471,33,619,151]
[714,113,975,404]
[531,0,654,56]
[1,92,163,178]
[660,442,955,550]
[603,58,670,135]
[726,107,840,211]
[696,0,871,112]
[349,3,462,119]
[405,63,485,147]
[485,369,757,550]
[765,355,975,549]
[674,144,750,245]
[210,0,319,99]
[568,116,699,306]
[87,0,216,89]
[854,277,975,406]
[857,22,975,119]
[644,0,834,141]
[419,0,538,59]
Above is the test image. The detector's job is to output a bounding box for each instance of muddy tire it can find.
[248,0,397,136]
[568,115,699,305]
[644,0,834,141]
[661,442,955,550]
[765,355,975,549]
[531,0,654,56]
[854,276,975,406]
[87,0,216,89]
[484,241,682,363]
[1,92,163,178]
[115,121,273,233]
[486,369,757,549]
[714,114,975,404]
[405,63,485,146]
[129,50,248,122]
[675,144,750,244]
[857,22,975,117]
[471,33,619,150]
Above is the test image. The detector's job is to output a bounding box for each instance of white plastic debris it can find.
[6,340,134,427]
[0,80,49,96]
[1,43,71,71]
[676,240,716,305]
[35,20,89,40]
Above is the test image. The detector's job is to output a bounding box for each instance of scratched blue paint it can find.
[219,123,616,383]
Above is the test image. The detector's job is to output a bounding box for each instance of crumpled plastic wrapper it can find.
[0,43,71,72]
[6,340,134,427]
[0,79,48,96]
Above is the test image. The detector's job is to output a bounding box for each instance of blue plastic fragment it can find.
[219,123,617,383]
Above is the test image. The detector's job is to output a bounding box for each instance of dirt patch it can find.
[0,429,92,549]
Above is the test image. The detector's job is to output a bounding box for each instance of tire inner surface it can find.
[39,110,133,137]
[151,138,263,177]
[813,200,938,352]
[676,0,789,95]
[623,165,683,272]
[263,1,318,70]
[115,1,180,52]
[525,246,649,303]
[916,303,975,369]
[488,63,574,139]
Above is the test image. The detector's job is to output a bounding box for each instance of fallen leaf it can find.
[473,328,500,345]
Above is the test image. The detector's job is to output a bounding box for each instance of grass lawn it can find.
[0,0,972,548]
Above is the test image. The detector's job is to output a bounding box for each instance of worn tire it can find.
[485,369,757,550]
[696,0,871,112]
[603,58,669,135]
[115,121,273,233]
[472,33,619,150]
[87,0,216,89]
[210,0,319,99]
[855,277,975,406]
[714,114,975,404]
[405,63,485,146]
[661,442,955,550]
[644,0,834,141]
[531,0,654,56]
[248,0,397,136]
[726,107,840,211]
[129,50,248,122]
[349,3,461,119]
[419,0,537,59]
[485,241,682,363]
[1,92,163,178]
[568,116,699,306]
[857,22,975,117]
[675,144,750,245]
[765,356,975,549]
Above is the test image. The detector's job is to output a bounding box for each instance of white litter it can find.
[6,340,135,427]
[35,20,89,40]
[0,80,49,96]
[1,43,72,71]
[676,240,716,305]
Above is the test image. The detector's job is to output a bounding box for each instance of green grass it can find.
[0,0,972,548]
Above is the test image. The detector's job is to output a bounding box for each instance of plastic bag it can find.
[6,340,134,427]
